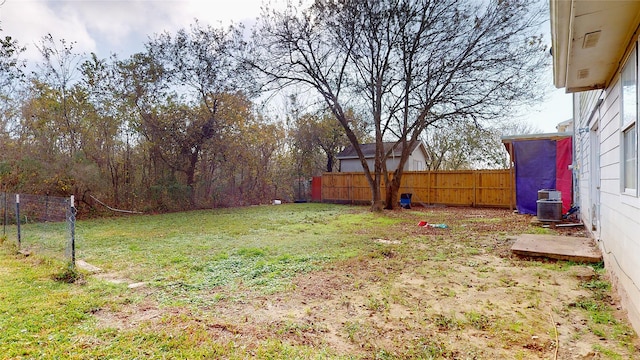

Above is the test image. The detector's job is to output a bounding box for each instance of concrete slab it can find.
[511,234,602,263]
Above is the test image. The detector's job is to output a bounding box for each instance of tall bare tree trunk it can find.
[385,169,403,210]
[367,173,384,212]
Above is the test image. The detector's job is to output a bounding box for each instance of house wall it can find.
[574,41,640,332]
[575,89,601,231]
[407,150,427,171]
[340,158,370,172]
[339,157,404,172]
[339,149,427,172]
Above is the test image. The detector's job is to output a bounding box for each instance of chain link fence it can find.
[1,193,76,268]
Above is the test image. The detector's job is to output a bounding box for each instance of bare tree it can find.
[291,107,370,175]
[0,27,25,188]
[0,30,24,90]
[34,35,84,158]
[253,0,547,210]
[0,27,25,150]
[118,22,249,206]
[423,118,541,171]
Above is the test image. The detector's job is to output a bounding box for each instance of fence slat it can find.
[322,170,514,208]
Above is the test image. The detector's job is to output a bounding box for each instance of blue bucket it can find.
[400,193,412,209]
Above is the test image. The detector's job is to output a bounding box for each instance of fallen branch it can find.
[89,195,143,214]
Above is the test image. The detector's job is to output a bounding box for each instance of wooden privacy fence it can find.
[322,170,515,208]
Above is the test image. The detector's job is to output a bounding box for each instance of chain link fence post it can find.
[68,195,76,270]
[15,194,21,248]
[2,191,6,237]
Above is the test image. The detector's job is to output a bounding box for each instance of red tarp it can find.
[556,137,573,213]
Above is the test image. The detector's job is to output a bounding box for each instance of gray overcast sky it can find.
[0,0,265,59]
[0,0,572,132]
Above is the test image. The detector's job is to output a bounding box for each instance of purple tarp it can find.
[513,140,557,215]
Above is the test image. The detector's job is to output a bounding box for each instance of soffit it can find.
[551,0,640,92]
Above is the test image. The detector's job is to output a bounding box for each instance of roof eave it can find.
[550,0,571,90]
[501,132,573,143]
[550,0,640,94]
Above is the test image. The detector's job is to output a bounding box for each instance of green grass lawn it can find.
[0,203,637,359]
[0,204,379,358]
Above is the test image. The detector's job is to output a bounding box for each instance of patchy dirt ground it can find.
[92,207,639,359]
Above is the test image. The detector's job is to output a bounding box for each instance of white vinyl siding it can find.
[575,36,640,332]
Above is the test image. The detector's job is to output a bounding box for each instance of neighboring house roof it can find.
[550,0,640,92]
[555,119,573,133]
[336,142,424,160]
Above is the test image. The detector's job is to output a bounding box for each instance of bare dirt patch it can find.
[92,207,639,358]
[94,301,162,331]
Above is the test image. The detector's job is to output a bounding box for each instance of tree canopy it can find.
[252,0,547,210]
[0,1,551,213]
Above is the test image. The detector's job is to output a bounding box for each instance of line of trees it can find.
[0,0,547,214]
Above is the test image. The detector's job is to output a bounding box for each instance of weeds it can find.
[464,311,491,330]
[567,274,637,351]
[433,252,447,261]
[431,313,460,331]
[530,227,552,235]
[344,321,361,342]
[52,265,83,283]
[409,337,453,358]
[366,295,388,312]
